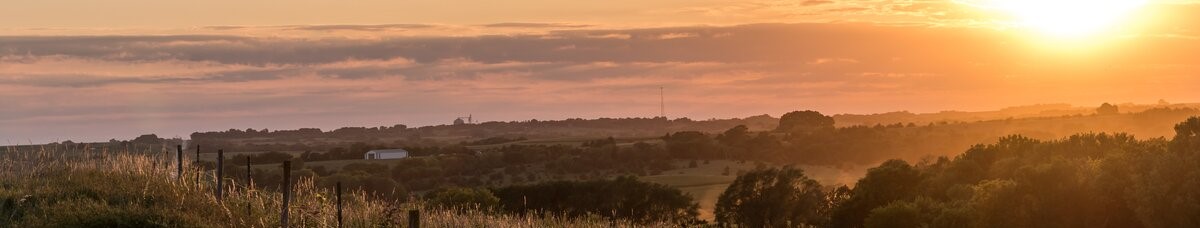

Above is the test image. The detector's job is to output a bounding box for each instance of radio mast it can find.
[659,86,665,118]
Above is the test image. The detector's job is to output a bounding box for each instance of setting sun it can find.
[970,0,1148,38]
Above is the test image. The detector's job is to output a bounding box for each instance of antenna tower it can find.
[659,86,665,118]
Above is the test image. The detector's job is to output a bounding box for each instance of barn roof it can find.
[367,149,409,154]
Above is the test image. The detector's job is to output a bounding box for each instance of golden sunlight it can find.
[968,0,1148,38]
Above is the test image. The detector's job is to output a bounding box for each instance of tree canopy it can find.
[820,118,1200,228]
[716,166,828,227]
[776,110,835,134]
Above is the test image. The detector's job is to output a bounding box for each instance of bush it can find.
[493,176,699,224]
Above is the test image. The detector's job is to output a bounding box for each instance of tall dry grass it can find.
[0,144,665,227]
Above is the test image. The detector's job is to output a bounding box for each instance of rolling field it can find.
[0,148,666,227]
[196,150,307,162]
[189,141,869,223]
[465,136,664,150]
[278,158,404,170]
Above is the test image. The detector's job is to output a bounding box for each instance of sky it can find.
[2,0,1200,143]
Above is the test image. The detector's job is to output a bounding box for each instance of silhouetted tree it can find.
[776,110,835,134]
[1098,103,1119,115]
[1128,117,1200,227]
[663,131,716,159]
[832,160,921,228]
[716,166,827,227]
[716,125,751,147]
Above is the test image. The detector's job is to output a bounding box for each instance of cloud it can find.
[204,25,251,31]
[807,58,859,65]
[802,0,835,6]
[5,22,1200,88]
[4,21,1200,142]
[649,33,698,40]
[825,7,870,13]
[288,24,437,31]
[582,33,633,39]
[0,24,1010,65]
[481,23,591,28]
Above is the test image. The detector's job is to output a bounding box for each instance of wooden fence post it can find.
[216,149,224,201]
[246,156,252,183]
[336,182,343,228]
[281,161,291,228]
[408,210,419,228]
[195,145,201,185]
[176,145,183,182]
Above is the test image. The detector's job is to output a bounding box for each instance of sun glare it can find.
[970,0,1148,38]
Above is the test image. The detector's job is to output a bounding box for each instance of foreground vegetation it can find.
[0,148,671,227]
[6,111,1200,227]
[710,117,1200,227]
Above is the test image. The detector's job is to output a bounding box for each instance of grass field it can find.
[0,147,670,227]
[465,136,664,150]
[233,155,868,222]
[197,150,307,162]
[269,158,404,170]
[189,143,869,222]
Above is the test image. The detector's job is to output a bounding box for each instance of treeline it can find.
[663,107,1200,166]
[712,116,1200,227]
[189,116,780,150]
[190,125,407,141]
[220,108,1200,200]
[223,141,676,198]
[832,102,1199,127]
[190,105,1200,168]
[5,134,182,158]
[188,103,1198,149]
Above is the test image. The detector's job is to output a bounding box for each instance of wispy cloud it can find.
[481,23,592,28]
[287,24,437,31]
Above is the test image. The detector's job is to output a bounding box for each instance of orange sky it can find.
[2,0,1199,143]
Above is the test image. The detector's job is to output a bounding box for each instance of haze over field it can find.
[4,0,1200,143]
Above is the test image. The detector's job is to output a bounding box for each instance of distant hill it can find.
[833,102,1200,127]
[11,102,1195,155]
[181,102,1197,152]
[187,116,780,152]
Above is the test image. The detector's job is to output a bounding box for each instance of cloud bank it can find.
[2,22,1199,143]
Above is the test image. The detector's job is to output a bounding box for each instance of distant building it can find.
[454,115,474,125]
[364,149,409,160]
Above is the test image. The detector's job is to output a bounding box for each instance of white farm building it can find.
[364,149,409,160]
